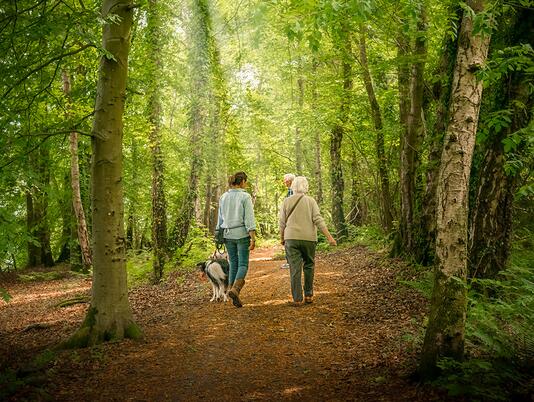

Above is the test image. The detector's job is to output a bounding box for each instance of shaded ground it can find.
[0,245,446,401]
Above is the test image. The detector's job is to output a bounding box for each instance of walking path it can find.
[1,245,443,401]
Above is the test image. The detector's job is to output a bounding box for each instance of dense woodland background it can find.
[1,0,533,399]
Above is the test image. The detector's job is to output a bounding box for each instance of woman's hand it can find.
[328,237,337,246]
[249,239,256,251]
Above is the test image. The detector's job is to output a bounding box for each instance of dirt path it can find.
[0,246,444,401]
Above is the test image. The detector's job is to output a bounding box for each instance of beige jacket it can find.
[279,194,327,242]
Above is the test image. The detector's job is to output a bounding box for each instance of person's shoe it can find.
[287,300,304,307]
[280,263,290,269]
[228,279,245,308]
[304,296,313,304]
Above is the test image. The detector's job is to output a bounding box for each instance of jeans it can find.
[225,237,251,285]
[285,239,316,302]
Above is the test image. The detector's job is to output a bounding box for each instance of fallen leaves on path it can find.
[0,245,448,401]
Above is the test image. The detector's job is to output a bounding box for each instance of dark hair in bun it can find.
[228,171,248,186]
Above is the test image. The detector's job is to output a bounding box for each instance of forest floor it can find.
[0,245,452,401]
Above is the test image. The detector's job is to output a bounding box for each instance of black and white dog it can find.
[196,258,230,302]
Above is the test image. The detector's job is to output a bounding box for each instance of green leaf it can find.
[0,287,11,303]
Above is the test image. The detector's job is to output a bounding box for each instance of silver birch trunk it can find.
[62,71,92,271]
[419,0,490,378]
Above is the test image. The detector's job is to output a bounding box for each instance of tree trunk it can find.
[66,0,141,347]
[295,76,304,175]
[312,60,323,205]
[420,6,462,266]
[171,0,216,250]
[56,172,73,264]
[27,147,54,267]
[358,25,393,232]
[38,147,54,267]
[419,0,491,378]
[330,124,346,239]
[468,8,534,279]
[63,70,92,272]
[469,138,517,279]
[348,143,363,226]
[127,138,141,251]
[330,31,351,241]
[70,131,93,272]
[398,9,427,256]
[147,0,168,281]
[26,191,39,267]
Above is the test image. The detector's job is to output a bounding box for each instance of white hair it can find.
[283,173,295,182]
[291,176,309,194]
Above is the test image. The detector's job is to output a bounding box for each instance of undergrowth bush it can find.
[347,224,390,250]
[171,226,215,270]
[398,242,533,400]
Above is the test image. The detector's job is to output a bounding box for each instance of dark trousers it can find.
[285,239,316,302]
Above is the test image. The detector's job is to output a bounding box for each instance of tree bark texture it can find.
[419,0,490,378]
[348,143,363,226]
[398,9,427,256]
[26,191,38,267]
[295,77,304,175]
[56,172,73,264]
[359,25,393,232]
[26,147,54,267]
[330,30,351,241]
[66,0,140,347]
[147,0,168,281]
[312,60,323,205]
[70,131,93,271]
[420,5,463,266]
[63,71,92,271]
[171,0,214,250]
[468,8,534,279]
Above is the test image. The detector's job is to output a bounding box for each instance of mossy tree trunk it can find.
[147,0,168,281]
[312,60,323,206]
[66,0,141,348]
[468,7,534,279]
[202,0,229,235]
[26,146,54,267]
[171,0,214,250]
[56,172,74,264]
[295,76,304,176]
[398,7,427,257]
[330,27,350,241]
[358,25,393,233]
[419,0,490,379]
[348,142,363,226]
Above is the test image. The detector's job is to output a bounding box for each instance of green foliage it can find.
[431,252,534,400]
[0,369,25,400]
[126,251,155,286]
[33,349,56,368]
[171,226,214,269]
[399,269,434,300]
[17,271,80,282]
[481,44,534,86]
[0,287,11,302]
[434,357,525,401]
[346,224,390,250]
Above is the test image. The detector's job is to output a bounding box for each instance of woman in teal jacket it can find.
[216,171,256,307]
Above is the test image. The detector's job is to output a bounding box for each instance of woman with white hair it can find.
[279,176,337,305]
